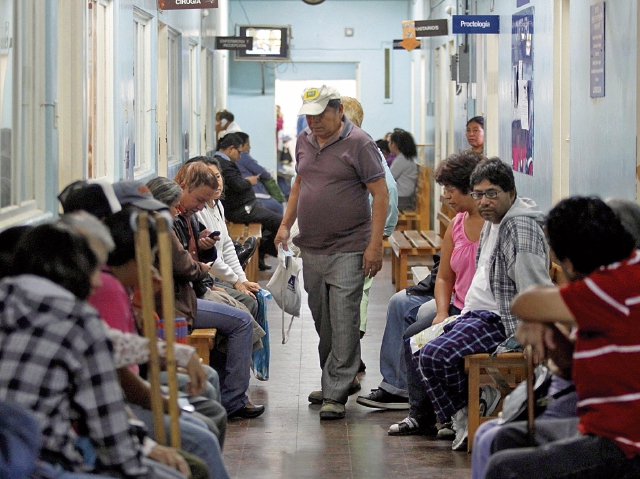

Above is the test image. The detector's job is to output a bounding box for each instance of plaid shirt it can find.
[477,201,552,337]
[0,275,146,477]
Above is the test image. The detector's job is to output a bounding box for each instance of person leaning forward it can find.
[275,85,389,420]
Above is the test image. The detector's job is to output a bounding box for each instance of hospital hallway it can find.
[223,254,472,479]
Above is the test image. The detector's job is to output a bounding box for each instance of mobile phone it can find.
[208,231,220,239]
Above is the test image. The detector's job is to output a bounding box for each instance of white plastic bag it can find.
[266,245,301,343]
[409,315,459,354]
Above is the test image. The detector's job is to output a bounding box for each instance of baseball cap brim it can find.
[298,100,330,116]
[127,197,169,211]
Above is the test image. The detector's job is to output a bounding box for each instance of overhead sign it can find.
[393,39,421,50]
[158,0,218,10]
[399,21,421,51]
[414,19,448,37]
[215,37,253,50]
[452,15,500,34]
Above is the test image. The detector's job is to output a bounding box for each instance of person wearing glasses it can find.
[357,151,483,412]
[215,133,283,271]
[406,157,552,451]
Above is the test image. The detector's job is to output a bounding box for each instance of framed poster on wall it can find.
[511,7,534,175]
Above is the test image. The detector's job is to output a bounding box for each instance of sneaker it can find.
[436,421,455,439]
[308,390,323,405]
[451,407,468,451]
[319,400,345,420]
[388,416,437,436]
[479,385,502,417]
[356,388,410,410]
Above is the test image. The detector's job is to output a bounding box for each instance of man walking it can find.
[275,85,389,420]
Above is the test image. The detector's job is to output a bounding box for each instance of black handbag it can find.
[498,365,575,424]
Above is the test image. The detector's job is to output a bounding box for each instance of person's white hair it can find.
[59,211,115,264]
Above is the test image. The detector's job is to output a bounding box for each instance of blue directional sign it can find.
[452,15,500,34]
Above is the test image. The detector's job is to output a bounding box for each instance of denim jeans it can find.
[378,290,435,397]
[485,417,640,479]
[130,404,229,479]
[194,299,253,414]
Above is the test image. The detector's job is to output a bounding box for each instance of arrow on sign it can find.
[400,37,421,51]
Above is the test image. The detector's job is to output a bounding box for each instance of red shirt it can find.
[560,250,640,457]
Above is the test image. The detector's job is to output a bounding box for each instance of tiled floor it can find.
[223,254,472,479]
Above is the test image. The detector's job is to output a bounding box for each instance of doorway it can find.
[274,79,357,154]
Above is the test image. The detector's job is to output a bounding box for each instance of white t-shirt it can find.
[461,222,500,314]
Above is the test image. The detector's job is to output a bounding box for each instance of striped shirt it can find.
[560,250,640,458]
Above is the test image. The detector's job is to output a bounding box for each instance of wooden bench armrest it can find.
[186,328,218,364]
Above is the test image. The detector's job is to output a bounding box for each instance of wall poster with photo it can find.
[511,7,534,175]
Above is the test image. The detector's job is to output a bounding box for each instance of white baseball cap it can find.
[298,85,341,116]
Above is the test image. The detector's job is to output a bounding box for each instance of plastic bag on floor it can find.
[252,289,271,380]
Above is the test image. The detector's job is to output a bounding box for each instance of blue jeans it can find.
[378,291,435,397]
[194,299,253,414]
[485,417,640,479]
[129,404,229,479]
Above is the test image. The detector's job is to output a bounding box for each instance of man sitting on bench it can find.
[412,158,552,451]
[482,196,640,479]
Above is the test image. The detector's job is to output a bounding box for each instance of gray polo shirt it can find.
[293,117,385,254]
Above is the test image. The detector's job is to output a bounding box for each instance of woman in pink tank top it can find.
[429,155,485,325]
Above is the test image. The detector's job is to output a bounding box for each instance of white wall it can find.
[227,0,413,172]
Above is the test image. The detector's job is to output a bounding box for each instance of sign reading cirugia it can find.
[158,0,218,10]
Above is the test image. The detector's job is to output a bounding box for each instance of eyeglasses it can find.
[470,189,503,200]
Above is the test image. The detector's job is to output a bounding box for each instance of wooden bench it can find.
[396,166,432,231]
[186,328,218,364]
[464,352,528,451]
[389,229,441,291]
[389,195,457,291]
[464,263,568,452]
[226,222,262,282]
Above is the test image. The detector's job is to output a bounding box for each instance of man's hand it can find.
[148,444,191,478]
[245,175,259,186]
[274,225,290,251]
[515,322,556,361]
[234,279,259,299]
[198,231,216,251]
[184,353,207,397]
[362,243,383,278]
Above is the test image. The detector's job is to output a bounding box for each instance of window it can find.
[166,28,180,166]
[133,8,154,176]
[202,49,215,155]
[0,0,53,225]
[87,0,114,180]
[188,39,199,157]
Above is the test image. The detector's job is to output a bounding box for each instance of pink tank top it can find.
[449,212,479,310]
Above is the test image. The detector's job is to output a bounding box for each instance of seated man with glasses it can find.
[413,157,552,451]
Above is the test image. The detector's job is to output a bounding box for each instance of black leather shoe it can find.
[258,257,272,271]
[236,237,258,266]
[228,403,265,419]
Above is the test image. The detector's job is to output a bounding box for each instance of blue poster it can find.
[511,8,534,175]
